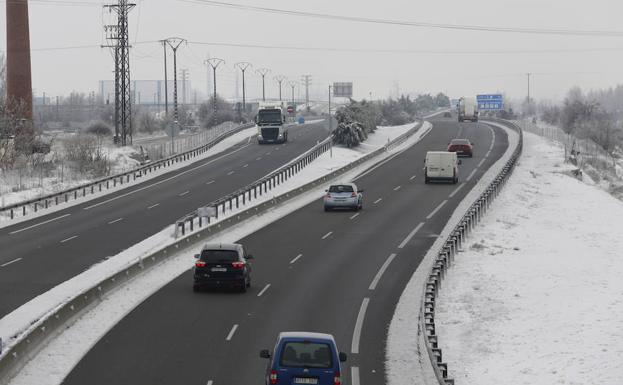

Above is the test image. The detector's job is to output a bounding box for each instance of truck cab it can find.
[256,102,289,144]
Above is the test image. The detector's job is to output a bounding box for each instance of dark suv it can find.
[193,243,253,292]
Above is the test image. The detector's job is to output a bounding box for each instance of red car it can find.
[447,139,473,157]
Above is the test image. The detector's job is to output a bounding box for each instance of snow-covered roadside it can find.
[4,122,429,385]
[432,131,623,385]
[0,126,260,228]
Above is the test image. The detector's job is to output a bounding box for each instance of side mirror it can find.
[325,189,329,192]
[260,349,271,359]
[245,254,254,260]
[339,352,347,362]
[194,254,200,259]
[458,159,463,165]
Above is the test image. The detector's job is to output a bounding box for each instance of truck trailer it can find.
[458,97,479,122]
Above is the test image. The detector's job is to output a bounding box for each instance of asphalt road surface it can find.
[0,122,330,317]
[63,118,509,385]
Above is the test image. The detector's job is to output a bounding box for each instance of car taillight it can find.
[195,261,206,267]
[231,261,245,269]
[270,370,278,384]
[334,372,341,385]
[351,192,357,197]
[325,193,332,198]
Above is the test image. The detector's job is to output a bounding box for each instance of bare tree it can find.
[0,52,6,104]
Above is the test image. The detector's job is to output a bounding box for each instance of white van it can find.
[424,151,461,184]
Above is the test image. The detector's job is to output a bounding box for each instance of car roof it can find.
[201,243,241,251]
[450,138,470,143]
[329,182,356,187]
[278,332,336,343]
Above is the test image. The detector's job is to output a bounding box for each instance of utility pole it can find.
[301,74,312,111]
[274,75,286,102]
[204,52,212,102]
[205,58,225,127]
[6,0,33,121]
[235,62,252,115]
[161,40,168,116]
[328,84,332,132]
[180,68,188,105]
[103,0,136,146]
[256,68,271,102]
[163,37,186,124]
[526,72,531,103]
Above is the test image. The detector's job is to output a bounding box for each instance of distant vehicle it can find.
[256,101,289,144]
[443,111,452,118]
[260,332,347,385]
[424,151,461,184]
[447,139,474,157]
[193,243,253,292]
[458,97,479,122]
[323,182,363,211]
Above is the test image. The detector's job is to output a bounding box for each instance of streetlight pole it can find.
[256,68,271,102]
[235,62,252,116]
[328,84,332,132]
[206,58,225,127]
[274,75,286,102]
[161,40,169,117]
[164,37,186,124]
[289,80,297,109]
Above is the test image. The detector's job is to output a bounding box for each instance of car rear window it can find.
[200,249,239,262]
[451,139,470,145]
[279,341,333,369]
[328,185,354,193]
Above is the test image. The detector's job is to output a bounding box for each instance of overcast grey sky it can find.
[2,0,623,103]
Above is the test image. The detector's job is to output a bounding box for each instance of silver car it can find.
[324,183,363,211]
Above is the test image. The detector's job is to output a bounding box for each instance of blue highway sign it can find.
[477,94,504,110]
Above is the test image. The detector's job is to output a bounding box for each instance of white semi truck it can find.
[256,102,290,144]
[458,97,479,122]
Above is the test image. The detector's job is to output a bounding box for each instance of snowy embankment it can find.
[4,122,428,385]
[433,131,623,385]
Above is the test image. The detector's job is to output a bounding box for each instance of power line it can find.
[177,0,623,37]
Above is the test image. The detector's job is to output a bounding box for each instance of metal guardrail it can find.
[419,118,523,385]
[0,123,255,221]
[0,120,426,384]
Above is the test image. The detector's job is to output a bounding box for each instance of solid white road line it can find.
[426,200,448,219]
[290,254,303,264]
[398,222,425,249]
[226,324,239,341]
[449,183,465,198]
[477,158,486,168]
[1,258,22,267]
[227,171,235,176]
[206,180,215,185]
[373,198,383,204]
[321,231,333,240]
[257,284,271,297]
[107,218,123,225]
[9,213,71,235]
[466,169,478,182]
[394,185,402,191]
[350,213,360,220]
[369,253,397,290]
[60,235,78,243]
[351,298,370,354]
[147,203,160,209]
[351,367,361,385]
[83,143,251,210]
[485,150,491,157]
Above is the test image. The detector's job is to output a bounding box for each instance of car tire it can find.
[193,284,200,292]
[240,280,247,293]
[324,206,330,212]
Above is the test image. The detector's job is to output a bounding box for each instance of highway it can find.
[0,122,330,317]
[63,117,509,385]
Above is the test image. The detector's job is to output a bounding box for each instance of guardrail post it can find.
[229,199,232,210]
[254,186,257,199]
[34,202,37,212]
[236,196,239,209]
[23,206,26,216]
[10,209,14,219]
[243,192,246,205]
[74,191,77,199]
[113,179,117,187]
[45,200,49,209]
[189,218,194,232]
[82,187,86,197]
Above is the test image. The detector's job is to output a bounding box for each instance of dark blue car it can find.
[260,332,347,385]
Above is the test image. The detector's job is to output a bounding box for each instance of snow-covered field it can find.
[3,121,428,385]
[433,131,623,385]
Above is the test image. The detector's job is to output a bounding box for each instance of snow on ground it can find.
[4,121,430,385]
[433,131,623,385]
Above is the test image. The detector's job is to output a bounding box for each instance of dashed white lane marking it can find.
[466,169,478,182]
[60,235,78,243]
[321,231,333,240]
[394,185,402,191]
[147,203,160,209]
[477,158,486,168]
[83,143,251,210]
[410,175,416,180]
[351,367,361,385]
[256,157,262,161]
[207,381,213,385]
[350,213,360,220]
[206,180,215,185]
[398,222,425,249]
[485,150,491,157]
[226,324,239,341]
[1,258,22,267]
[266,152,271,155]
[257,284,271,297]
[369,253,397,290]
[426,200,448,220]
[290,254,303,264]
[179,191,190,197]
[373,198,383,204]
[9,213,71,235]
[226,171,235,176]
[107,218,123,225]
[351,298,370,354]
[242,164,249,168]
[449,183,466,198]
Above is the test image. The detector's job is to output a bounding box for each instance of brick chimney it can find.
[6,0,33,120]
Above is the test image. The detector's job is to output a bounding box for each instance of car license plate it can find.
[294,378,318,384]
[211,267,226,272]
